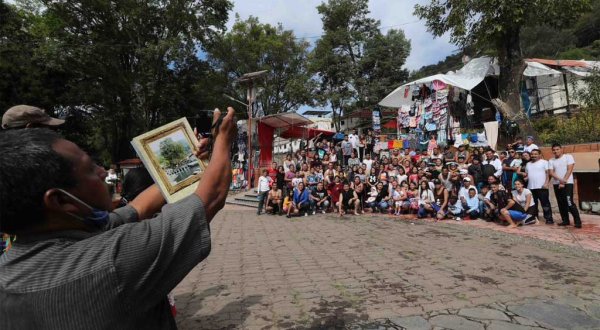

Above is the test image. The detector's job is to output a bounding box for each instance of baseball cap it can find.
[433,179,441,185]
[2,105,65,129]
[463,177,472,182]
[459,169,468,175]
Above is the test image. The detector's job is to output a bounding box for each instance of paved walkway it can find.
[174,208,600,329]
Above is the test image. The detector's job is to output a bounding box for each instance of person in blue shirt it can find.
[463,188,481,219]
[287,182,311,218]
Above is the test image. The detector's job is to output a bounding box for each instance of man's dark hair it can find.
[0,129,76,234]
[552,143,562,148]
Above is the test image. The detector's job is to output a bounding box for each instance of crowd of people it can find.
[256,129,582,229]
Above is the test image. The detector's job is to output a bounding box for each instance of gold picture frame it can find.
[131,118,207,203]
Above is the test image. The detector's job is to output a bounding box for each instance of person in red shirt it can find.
[328,175,344,213]
[267,162,278,182]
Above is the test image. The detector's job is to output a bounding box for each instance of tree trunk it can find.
[496,29,540,144]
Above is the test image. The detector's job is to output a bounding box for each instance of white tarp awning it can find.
[524,61,561,77]
[378,57,572,108]
[378,57,495,108]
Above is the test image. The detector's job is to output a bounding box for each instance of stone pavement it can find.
[173,208,600,329]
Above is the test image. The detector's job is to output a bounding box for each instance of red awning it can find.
[280,126,335,139]
[382,120,398,129]
[527,58,589,68]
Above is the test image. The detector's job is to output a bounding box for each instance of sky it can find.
[226,0,457,71]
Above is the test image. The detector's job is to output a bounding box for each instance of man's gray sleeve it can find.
[104,205,139,230]
[107,194,211,310]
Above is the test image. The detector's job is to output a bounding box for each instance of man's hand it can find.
[193,127,211,161]
[196,107,237,222]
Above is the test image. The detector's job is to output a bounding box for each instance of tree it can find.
[159,138,186,169]
[208,15,315,116]
[19,0,232,163]
[414,0,591,141]
[310,0,411,130]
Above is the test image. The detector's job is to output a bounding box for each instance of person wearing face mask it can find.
[0,108,236,329]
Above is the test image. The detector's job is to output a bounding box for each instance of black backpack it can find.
[482,162,496,179]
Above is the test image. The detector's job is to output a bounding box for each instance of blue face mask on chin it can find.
[57,189,110,229]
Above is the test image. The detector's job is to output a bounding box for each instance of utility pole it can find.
[237,70,268,189]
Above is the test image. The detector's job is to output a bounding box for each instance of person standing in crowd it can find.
[365,130,374,158]
[0,107,235,329]
[523,136,539,153]
[549,143,582,228]
[427,134,438,156]
[468,156,484,189]
[310,182,330,214]
[482,149,502,180]
[266,184,283,215]
[283,154,295,173]
[362,152,374,175]
[338,182,359,216]
[348,151,361,168]
[358,134,366,161]
[268,162,278,182]
[501,150,515,188]
[509,150,523,189]
[524,149,554,224]
[348,129,360,157]
[508,136,524,151]
[256,169,272,215]
[287,182,310,218]
[341,135,353,166]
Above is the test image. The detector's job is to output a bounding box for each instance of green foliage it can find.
[207,15,315,115]
[309,0,411,129]
[1,0,232,164]
[534,108,600,145]
[414,0,591,141]
[521,25,576,58]
[158,138,186,169]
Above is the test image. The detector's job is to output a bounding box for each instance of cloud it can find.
[228,0,457,71]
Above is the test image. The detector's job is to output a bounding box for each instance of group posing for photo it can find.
[256,131,582,229]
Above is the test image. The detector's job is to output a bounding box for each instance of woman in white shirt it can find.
[511,179,536,216]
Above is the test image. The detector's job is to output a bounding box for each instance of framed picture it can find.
[131,118,207,203]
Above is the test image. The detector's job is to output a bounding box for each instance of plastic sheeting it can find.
[379,57,496,107]
[523,61,561,77]
[378,57,567,108]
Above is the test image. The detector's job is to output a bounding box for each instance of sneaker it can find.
[322,210,326,214]
[557,222,570,226]
[312,211,316,215]
[304,213,308,217]
[574,223,582,228]
[545,220,555,225]
[454,217,462,221]
[286,214,291,218]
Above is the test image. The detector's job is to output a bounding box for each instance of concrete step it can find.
[225,200,258,208]
[235,196,260,204]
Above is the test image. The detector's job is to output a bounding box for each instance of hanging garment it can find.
[483,121,499,150]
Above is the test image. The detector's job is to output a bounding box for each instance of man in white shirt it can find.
[482,149,502,179]
[257,169,272,215]
[348,129,360,157]
[458,177,478,203]
[524,149,554,224]
[523,136,539,153]
[549,143,581,228]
